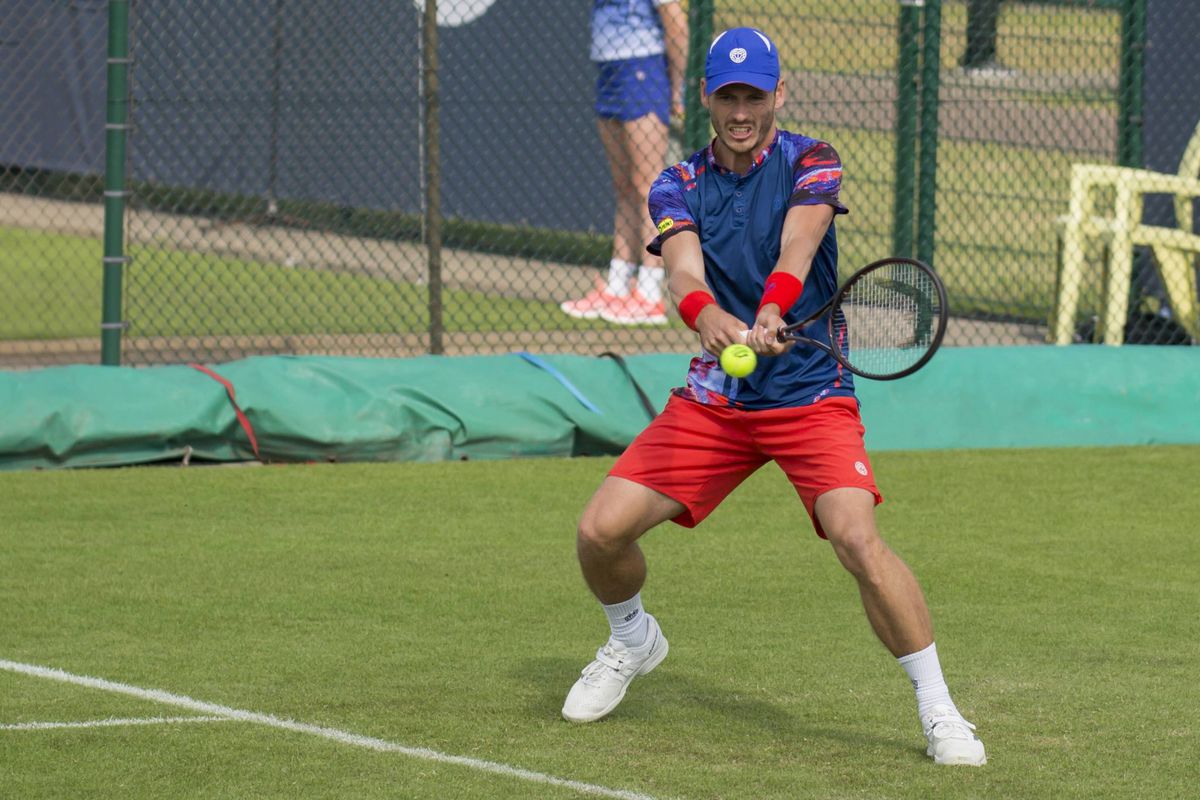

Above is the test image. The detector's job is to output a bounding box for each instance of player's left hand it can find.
[744,308,793,356]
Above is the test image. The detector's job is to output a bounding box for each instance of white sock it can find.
[605,259,636,296]
[898,642,958,718]
[636,265,665,303]
[602,592,650,649]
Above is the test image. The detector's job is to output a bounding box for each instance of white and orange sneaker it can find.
[560,286,629,320]
[599,291,668,325]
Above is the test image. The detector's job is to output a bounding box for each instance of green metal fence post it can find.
[422,0,443,355]
[893,0,922,259]
[101,0,131,366]
[1116,0,1146,168]
[916,0,942,267]
[683,0,714,152]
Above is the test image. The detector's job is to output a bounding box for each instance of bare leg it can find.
[596,118,639,267]
[576,475,684,603]
[563,476,683,722]
[598,114,669,268]
[619,113,669,269]
[817,489,986,764]
[816,487,933,656]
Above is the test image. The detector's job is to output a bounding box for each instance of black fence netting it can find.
[1,0,1196,367]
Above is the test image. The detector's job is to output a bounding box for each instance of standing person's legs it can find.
[560,118,636,319]
[600,112,669,325]
[619,112,668,267]
[565,56,670,323]
[598,117,642,271]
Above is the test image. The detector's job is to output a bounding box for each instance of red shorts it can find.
[609,394,882,537]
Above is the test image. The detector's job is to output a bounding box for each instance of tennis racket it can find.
[774,257,948,380]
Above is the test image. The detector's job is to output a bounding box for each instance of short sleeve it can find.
[646,165,697,256]
[789,141,849,215]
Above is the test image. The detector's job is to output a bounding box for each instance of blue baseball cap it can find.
[704,27,780,95]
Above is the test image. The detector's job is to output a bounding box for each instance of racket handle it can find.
[742,328,791,342]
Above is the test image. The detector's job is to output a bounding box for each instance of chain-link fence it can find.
[2,0,1196,368]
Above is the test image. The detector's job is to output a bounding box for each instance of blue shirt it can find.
[647,130,853,409]
[591,0,673,62]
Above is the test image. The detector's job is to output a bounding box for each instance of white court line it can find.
[0,658,664,800]
[1,715,229,731]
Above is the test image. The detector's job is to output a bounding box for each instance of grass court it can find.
[2,445,1196,798]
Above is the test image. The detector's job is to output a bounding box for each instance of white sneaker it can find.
[561,615,669,723]
[922,704,987,766]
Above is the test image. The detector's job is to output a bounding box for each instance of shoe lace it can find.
[925,710,977,740]
[579,643,626,685]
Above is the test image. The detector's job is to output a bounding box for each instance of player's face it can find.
[701,80,786,172]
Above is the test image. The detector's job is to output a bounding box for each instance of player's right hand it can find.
[696,306,750,357]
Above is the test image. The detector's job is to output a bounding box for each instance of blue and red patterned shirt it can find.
[647,130,853,409]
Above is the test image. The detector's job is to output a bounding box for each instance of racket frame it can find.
[774,257,949,381]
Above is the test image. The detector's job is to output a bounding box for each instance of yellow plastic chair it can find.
[1052,120,1200,345]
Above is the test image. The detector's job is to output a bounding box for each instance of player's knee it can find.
[575,510,633,559]
[827,524,886,579]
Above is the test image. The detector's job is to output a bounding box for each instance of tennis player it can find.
[561,27,987,766]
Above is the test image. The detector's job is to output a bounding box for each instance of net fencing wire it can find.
[1,1,1196,368]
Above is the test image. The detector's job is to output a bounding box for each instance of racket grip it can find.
[742,328,790,343]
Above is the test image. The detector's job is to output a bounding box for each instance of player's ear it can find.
[774,79,787,110]
[700,78,711,109]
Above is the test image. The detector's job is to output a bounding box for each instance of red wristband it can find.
[757,271,804,315]
[678,290,716,331]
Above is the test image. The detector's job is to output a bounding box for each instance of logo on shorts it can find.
[854,461,868,476]
[657,217,675,233]
[730,47,748,64]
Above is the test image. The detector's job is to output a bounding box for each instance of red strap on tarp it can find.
[188,363,262,460]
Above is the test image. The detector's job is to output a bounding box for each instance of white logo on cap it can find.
[730,47,747,64]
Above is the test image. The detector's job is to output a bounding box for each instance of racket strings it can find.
[836,264,942,376]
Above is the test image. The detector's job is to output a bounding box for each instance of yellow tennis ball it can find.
[720,343,757,378]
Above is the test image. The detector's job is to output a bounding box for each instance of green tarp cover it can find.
[1,347,1197,470]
